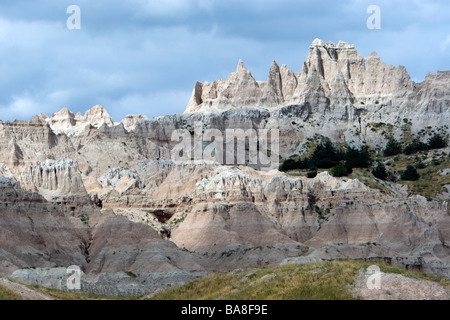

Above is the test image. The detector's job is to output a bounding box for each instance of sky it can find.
[0,0,449,122]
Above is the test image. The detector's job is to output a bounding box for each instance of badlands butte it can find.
[0,39,449,296]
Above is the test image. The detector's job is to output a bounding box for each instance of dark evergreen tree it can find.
[330,162,349,177]
[371,161,388,180]
[404,138,427,155]
[279,159,296,172]
[345,145,372,168]
[400,165,420,181]
[279,158,308,172]
[310,140,342,169]
[427,133,448,150]
[383,137,402,156]
[307,170,318,178]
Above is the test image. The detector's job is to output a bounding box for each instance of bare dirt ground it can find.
[0,278,55,300]
[351,269,449,300]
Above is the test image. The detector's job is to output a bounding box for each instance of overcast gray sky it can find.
[0,0,449,121]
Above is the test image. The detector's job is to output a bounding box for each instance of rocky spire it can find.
[50,108,76,126]
[48,105,115,137]
[280,64,298,102]
[184,39,424,113]
[82,105,115,127]
[218,59,261,106]
[261,60,283,106]
[236,59,246,72]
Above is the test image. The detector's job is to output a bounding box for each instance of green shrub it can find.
[404,138,427,155]
[330,162,349,177]
[427,133,448,149]
[414,160,427,169]
[384,137,402,156]
[310,140,342,169]
[400,165,420,181]
[280,141,372,173]
[279,158,309,172]
[432,159,441,166]
[372,162,388,180]
[307,170,318,178]
[345,145,372,168]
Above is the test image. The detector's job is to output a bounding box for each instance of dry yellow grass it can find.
[150,260,449,300]
[2,260,447,300]
[0,283,22,300]
[29,286,142,300]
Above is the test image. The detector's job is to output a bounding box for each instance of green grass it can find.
[149,260,449,300]
[384,151,450,199]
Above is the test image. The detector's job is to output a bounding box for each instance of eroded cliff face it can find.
[185,39,449,140]
[0,175,209,295]
[0,39,449,294]
[186,39,422,113]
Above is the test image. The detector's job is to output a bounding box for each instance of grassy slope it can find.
[1,261,448,300]
[388,151,450,199]
[286,148,450,199]
[150,260,449,300]
[0,283,22,300]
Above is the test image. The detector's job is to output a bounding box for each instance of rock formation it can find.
[185,39,421,113]
[49,105,116,137]
[184,39,449,138]
[0,39,449,295]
